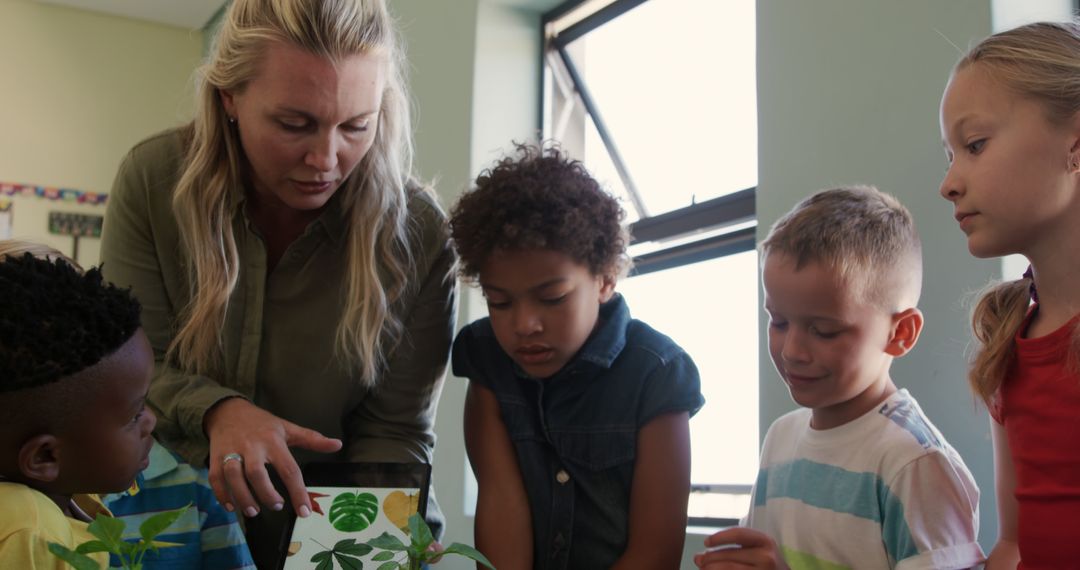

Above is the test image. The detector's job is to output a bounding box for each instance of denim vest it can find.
[453,294,704,569]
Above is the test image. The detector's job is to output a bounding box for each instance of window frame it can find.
[541,0,759,527]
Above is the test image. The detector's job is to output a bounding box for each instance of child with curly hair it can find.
[449,144,705,569]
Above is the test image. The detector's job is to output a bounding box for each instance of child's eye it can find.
[129,409,145,426]
[809,326,839,339]
[768,320,788,330]
[541,295,567,306]
[965,139,986,154]
[485,299,510,310]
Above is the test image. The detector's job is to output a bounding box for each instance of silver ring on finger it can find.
[222,452,244,467]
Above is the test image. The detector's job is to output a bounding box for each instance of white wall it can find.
[0,0,202,267]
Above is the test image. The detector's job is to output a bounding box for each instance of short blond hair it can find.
[761,185,922,310]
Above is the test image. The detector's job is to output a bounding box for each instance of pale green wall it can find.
[756,0,998,549]
[0,0,202,267]
[390,2,546,567]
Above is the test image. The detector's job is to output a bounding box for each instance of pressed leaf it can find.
[86,515,125,551]
[329,491,379,532]
[333,552,363,570]
[444,543,496,569]
[371,551,395,562]
[382,491,419,532]
[47,543,101,570]
[138,504,190,543]
[366,532,407,551]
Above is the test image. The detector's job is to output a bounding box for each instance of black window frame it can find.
[541,0,759,527]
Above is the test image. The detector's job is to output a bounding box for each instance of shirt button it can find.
[556,469,570,484]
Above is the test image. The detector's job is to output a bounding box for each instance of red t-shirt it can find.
[996,311,1080,569]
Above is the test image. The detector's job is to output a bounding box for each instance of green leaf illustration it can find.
[333,552,363,570]
[329,491,379,532]
[334,538,373,557]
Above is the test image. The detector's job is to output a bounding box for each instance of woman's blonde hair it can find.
[955,21,1080,408]
[171,0,419,385]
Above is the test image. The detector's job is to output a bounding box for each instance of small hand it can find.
[694,527,789,570]
[204,398,342,518]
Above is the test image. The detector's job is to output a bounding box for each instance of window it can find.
[542,0,758,525]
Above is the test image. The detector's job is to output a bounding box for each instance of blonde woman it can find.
[100,0,455,563]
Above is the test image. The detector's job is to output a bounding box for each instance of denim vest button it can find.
[556,469,570,484]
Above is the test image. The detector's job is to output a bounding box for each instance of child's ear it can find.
[885,307,923,357]
[18,434,62,484]
[598,274,617,302]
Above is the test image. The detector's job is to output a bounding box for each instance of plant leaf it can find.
[333,552,364,570]
[444,543,496,569]
[314,556,334,570]
[47,543,101,570]
[73,540,110,555]
[366,532,407,551]
[86,515,125,551]
[311,550,333,563]
[406,513,433,552]
[376,562,400,570]
[138,504,190,543]
[336,541,373,557]
[329,491,379,532]
[371,551,395,562]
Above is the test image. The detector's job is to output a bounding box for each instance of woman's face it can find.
[221,41,386,216]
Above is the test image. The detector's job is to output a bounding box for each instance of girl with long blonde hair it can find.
[939,20,1080,569]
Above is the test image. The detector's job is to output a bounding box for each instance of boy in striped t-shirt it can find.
[104,440,254,569]
[696,187,984,570]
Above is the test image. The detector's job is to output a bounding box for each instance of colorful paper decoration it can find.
[0,181,107,205]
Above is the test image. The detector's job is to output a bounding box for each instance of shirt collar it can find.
[572,293,630,370]
[234,179,349,248]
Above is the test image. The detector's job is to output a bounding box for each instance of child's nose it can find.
[513,307,542,336]
[939,166,963,201]
[142,406,157,435]
[781,330,811,363]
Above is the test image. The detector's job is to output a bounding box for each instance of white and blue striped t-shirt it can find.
[745,389,984,570]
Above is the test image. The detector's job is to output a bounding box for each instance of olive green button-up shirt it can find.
[100,129,456,474]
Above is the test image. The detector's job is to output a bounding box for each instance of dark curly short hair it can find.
[449,143,629,280]
[0,253,142,393]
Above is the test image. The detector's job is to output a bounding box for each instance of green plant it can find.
[48,504,190,570]
[354,512,496,570]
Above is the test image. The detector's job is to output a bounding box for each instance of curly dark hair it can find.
[449,143,629,279]
[0,253,141,393]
